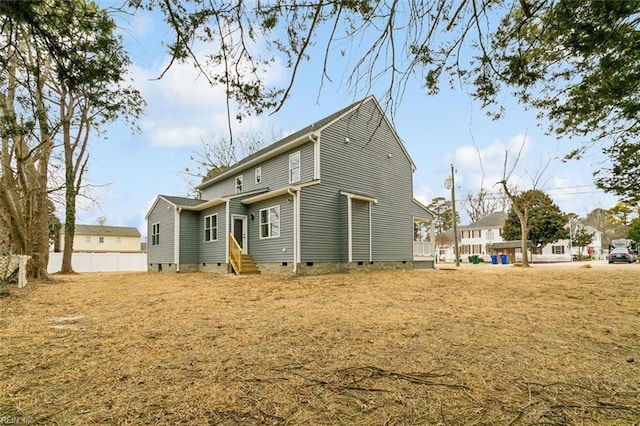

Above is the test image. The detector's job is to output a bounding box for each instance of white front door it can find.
[231,214,248,253]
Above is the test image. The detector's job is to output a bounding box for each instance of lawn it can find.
[1,266,639,425]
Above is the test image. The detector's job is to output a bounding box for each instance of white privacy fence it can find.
[48,252,147,273]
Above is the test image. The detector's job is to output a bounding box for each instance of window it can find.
[260,205,280,238]
[289,151,300,183]
[116,237,122,244]
[255,167,262,184]
[486,230,494,240]
[151,223,160,245]
[99,236,105,244]
[552,245,565,254]
[85,236,91,243]
[235,175,243,193]
[204,214,218,242]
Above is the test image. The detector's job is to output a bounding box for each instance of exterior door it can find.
[232,215,248,253]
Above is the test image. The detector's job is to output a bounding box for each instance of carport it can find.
[487,240,535,264]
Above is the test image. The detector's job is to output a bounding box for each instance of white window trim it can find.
[235,175,243,193]
[255,167,262,184]
[204,213,218,242]
[259,205,280,239]
[289,151,300,183]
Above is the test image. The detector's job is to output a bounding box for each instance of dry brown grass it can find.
[1,266,639,425]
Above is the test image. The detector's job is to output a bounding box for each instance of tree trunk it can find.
[60,189,76,274]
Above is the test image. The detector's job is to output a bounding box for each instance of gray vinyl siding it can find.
[352,199,370,261]
[199,141,316,200]
[301,99,416,262]
[245,194,294,263]
[147,198,175,263]
[179,210,200,263]
[199,204,227,264]
[299,185,346,262]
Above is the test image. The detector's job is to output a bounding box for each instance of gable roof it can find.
[196,96,416,190]
[74,224,141,238]
[459,211,507,230]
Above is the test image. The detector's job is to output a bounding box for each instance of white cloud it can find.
[124,34,287,148]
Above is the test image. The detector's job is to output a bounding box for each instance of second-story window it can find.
[151,223,160,245]
[255,167,262,184]
[486,230,494,240]
[289,151,300,183]
[235,175,243,193]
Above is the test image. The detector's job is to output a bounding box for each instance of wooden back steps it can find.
[229,233,260,275]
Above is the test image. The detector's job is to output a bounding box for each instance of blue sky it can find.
[76,6,619,240]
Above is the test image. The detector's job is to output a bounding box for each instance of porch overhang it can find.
[339,190,377,204]
[241,185,301,205]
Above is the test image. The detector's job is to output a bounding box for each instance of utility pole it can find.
[445,164,460,267]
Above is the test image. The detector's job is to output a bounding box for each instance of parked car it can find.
[608,247,637,263]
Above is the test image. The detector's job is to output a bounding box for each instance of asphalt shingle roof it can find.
[74,224,141,237]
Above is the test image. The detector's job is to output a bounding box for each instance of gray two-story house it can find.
[146,96,435,274]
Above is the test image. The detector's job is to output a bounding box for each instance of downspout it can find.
[175,207,181,272]
[347,196,353,263]
[311,132,320,180]
[369,201,372,262]
[287,188,298,273]
[224,201,230,265]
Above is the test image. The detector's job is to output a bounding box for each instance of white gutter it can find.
[174,207,181,272]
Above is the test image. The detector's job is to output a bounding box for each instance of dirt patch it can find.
[1,267,639,424]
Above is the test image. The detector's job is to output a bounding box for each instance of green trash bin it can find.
[472,255,479,264]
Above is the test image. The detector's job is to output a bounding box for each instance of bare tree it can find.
[463,187,509,223]
[496,137,552,267]
[184,127,281,188]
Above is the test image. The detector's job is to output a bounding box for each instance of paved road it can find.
[437,259,640,270]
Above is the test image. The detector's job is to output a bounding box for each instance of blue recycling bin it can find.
[500,254,508,264]
[491,255,498,264]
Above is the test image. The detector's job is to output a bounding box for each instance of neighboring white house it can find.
[437,212,603,263]
[58,224,142,253]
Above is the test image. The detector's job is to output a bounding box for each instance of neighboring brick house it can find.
[146,96,435,275]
